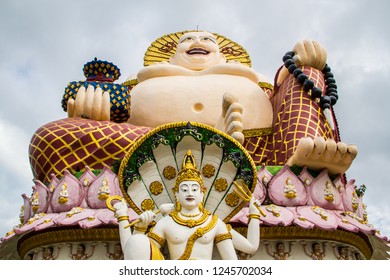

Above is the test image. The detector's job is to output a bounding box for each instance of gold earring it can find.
[175,200,181,211]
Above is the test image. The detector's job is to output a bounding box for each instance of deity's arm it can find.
[86,244,95,259]
[263,241,274,257]
[230,197,261,255]
[103,242,111,258]
[330,242,340,258]
[52,246,61,260]
[322,242,327,253]
[215,220,238,260]
[114,200,133,249]
[146,218,166,250]
[300,241,311,257]
[288,241,294,255]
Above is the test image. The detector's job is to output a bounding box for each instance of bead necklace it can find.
[282,51,338,129]
[170,208,211,228]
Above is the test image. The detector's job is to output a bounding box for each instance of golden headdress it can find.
[173,149,205,193]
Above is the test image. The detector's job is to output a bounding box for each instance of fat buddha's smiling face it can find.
[169,31,226,70]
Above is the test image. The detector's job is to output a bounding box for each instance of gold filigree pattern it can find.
[149,181,163,195]
[141,199,155,211]
[148,230,166,247]
[214,177,228,192]
[163,166,176,180]
[214,232,233,244]
[225,192,240,207]
[242,127,273,138]
[169,209,210,228]
[202,164,215,178]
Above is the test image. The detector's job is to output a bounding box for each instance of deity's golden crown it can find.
[173,149,205,192]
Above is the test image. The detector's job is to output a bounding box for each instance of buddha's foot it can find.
[286,137,358,175]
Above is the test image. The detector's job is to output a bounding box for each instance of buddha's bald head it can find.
[169,31,226,70]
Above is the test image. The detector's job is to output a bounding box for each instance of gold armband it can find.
[248,214,261,223]
[147,231,165,247]
[133,225,148,233]
[116,216,129,222]
[214,232,233,244]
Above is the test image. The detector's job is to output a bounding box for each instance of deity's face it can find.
[44,247,53,257]
[339,247,347,256]
[176,180,204,210]
[276,242,285,252]
[169,31,226,70]
[114,244,122,254]
[76,244,85,254]
[312,243,320,252]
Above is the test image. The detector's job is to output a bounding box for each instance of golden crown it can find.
[173,149,205,192]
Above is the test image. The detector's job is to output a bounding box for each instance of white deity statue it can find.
[58,183,69,204]
[112,150,261,260]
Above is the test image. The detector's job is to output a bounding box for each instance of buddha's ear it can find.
[219,53,227,64]
[168,55,175,64]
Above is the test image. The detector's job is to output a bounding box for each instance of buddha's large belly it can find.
[129,75,273,129]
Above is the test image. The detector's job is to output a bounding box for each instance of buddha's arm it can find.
[202,63,259,83]
[137,63,194,82]
[276,40,327,87]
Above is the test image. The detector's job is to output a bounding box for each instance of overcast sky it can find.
[0,0,389,240]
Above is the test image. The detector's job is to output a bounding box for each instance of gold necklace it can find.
[180,211,201,218]
[178,214,218,260]
[170,208,210,228]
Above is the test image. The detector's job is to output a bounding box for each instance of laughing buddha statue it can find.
[64,30,357,175]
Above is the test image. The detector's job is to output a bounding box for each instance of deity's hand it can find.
[113,199,129,218]
[67,85,111,121]
[137,210,157,228]
[249,196,261,216]
[159,203,175,215]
